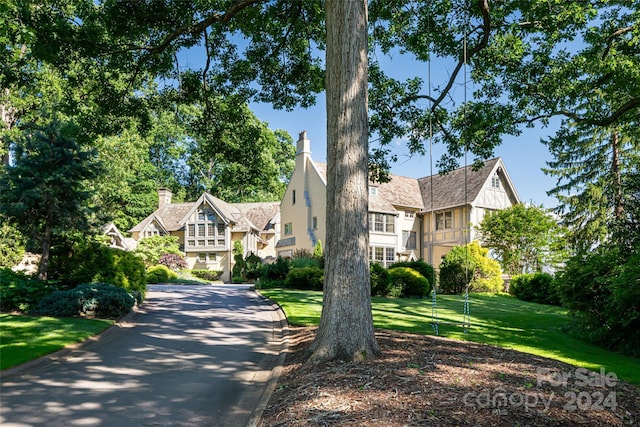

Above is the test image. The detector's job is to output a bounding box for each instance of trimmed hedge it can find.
[388,267,431,298]
[190,269,223,281]
[146,265,178,283]
[35,282,136,319]
[510,273,560,305]
[390,260,436,284]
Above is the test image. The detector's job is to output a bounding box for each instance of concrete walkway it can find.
[0,285,287,427]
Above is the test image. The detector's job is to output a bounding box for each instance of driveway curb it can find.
[248,290,290,427]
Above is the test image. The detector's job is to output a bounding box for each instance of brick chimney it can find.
[158,188,172,208]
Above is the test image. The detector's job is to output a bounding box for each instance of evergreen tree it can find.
[0,123,101,279]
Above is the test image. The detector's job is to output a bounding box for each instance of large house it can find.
[276,131,521,267]
[129,190,280,281]
[127,131,520,281]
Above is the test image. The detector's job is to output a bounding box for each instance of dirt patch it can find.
[260,327,640,426]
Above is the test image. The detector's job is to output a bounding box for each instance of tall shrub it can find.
[510,273,560,305]
[557,246,640,356]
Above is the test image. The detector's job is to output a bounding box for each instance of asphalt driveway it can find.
[0,284,287,427]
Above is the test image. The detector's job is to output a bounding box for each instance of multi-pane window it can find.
[436,211,453,230]
[284,223,293,235]
[144,222,164,238]
[369,213,395,233]
[187,208,226,248]
[369,246,396,267]
[403,230,417,250]
[196,253,217,263]
[405,210,415,218]
[491,174,501,189]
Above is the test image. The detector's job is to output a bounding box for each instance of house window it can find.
[284,223,293,235]
[405,211,415,218]
[312,216,318,230]
[403,231,417,250]
[292,190,296,204]
[187,207,226,248]
[196,253,217,263]
[436,211,453,230]
[369,213,395,233]
[370,186,378,196]
[369,246,396,267]
[491,174,501,189]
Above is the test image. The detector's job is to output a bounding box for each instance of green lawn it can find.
[259,289,640,385]
[0,313,113,370]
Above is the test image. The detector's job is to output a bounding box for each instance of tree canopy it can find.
[2,0,639,362]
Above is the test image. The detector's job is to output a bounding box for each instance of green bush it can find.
[439,246,475,294]
[146,265,178,283]
[0,268,60,313]
[0,222,25,268]
[285,267,324,291]
[390,260,436,285]
[261,257,290,281]
[556,246,640,357]
[290,255,321,269]
[35,282,136,319]
[439,242,503,294]
[134,235,182,266]
[510,273,560,305]
[255,257,290,289]
[370,262,390,296]
[190,269,223,281]
[244,252,263,281]
[388,267,430,297]
[49,234,146,298]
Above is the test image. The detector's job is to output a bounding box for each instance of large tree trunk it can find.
[308,0,379,363]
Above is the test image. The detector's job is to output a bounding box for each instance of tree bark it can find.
[308,0,379,363]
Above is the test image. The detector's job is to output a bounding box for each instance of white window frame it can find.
[284,223,293,235]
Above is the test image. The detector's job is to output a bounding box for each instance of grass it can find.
[0,313,113,371]
[259,289,640,385]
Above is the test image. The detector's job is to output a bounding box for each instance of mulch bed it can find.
[259,327,640,426]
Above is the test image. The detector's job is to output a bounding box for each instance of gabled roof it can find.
[376,174,424,210]
[130,193,279,235]
[129,203,192,233]
[418,157,506,211]
[236,202,280,233]
[313,161,424,212]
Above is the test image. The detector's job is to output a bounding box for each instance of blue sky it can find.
[250,97,561,209]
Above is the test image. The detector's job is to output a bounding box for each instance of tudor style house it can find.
[129,190,280,281]
[277,131,521,266]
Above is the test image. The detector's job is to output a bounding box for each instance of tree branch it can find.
[131,0,266,55]
[602,24,635,60]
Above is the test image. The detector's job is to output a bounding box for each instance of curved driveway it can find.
[0,285,287,427]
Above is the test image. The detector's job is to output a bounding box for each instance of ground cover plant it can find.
[260,289,640,385]
[0,313,112,370]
